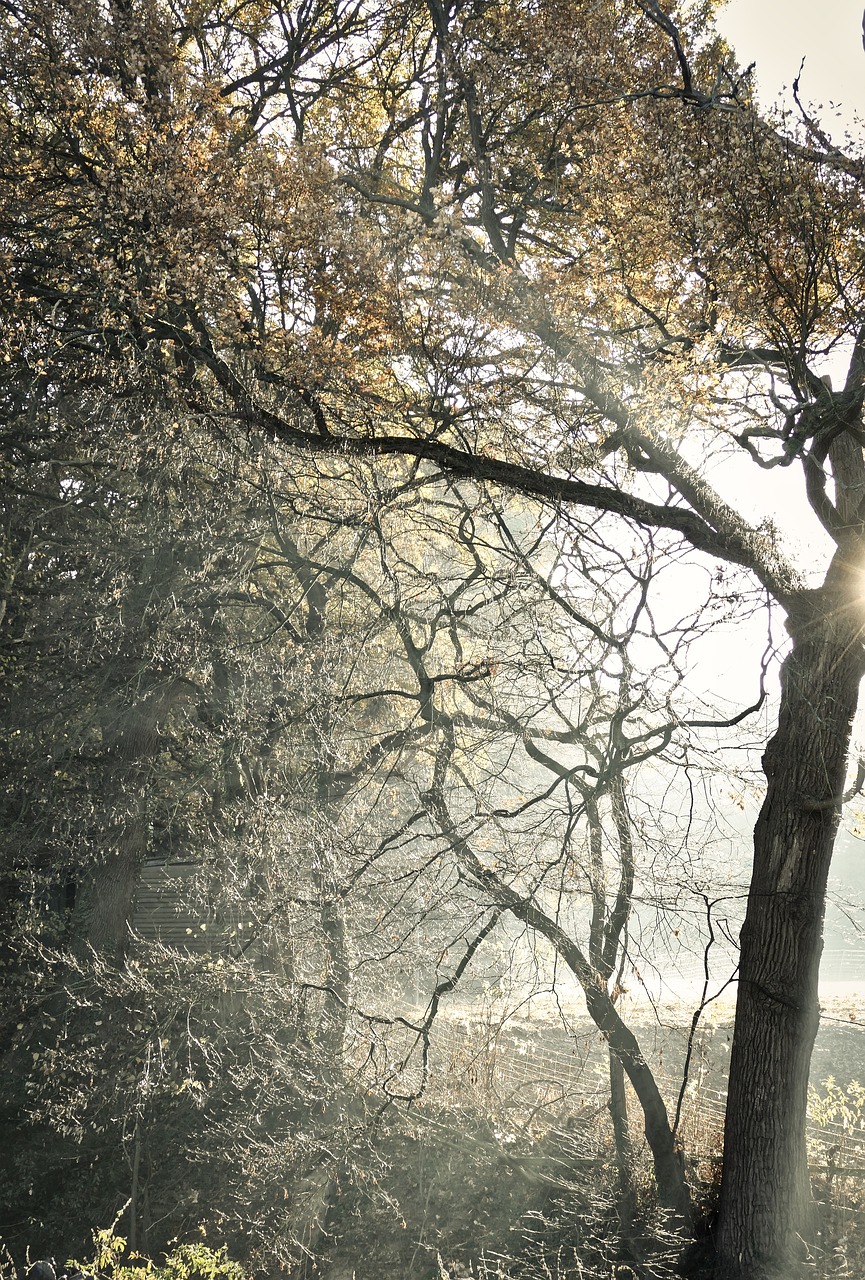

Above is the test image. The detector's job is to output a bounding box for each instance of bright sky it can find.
[716,0,865,130]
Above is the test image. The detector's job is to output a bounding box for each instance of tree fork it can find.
[425,784,692,1226]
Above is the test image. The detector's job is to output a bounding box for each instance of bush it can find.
[89,1232,248,1280]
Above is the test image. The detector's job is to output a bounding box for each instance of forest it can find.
[1,1,865,1278]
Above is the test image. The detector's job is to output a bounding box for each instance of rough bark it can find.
[716,581,865,1278]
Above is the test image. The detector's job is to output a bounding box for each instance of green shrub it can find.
[79,1231,248,1280]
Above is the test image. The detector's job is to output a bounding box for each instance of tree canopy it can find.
[3,2,865,1279]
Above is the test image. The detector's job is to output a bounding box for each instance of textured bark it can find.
[716,585,865,1278]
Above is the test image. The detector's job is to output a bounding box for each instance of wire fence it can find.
[381,1011,865,1179]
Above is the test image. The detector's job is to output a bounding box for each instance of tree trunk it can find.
[580,973,690,1226]
[609,1048,636,1234]
[716,590,865,1278]
[314,839,350,1063]
[427,781,692,1225]
[482,877,690,1221]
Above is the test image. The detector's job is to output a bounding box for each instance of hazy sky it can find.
[716,0,865,129]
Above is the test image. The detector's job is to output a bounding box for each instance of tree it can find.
[2,412,735,1269]
[277,477,712,1227]
[366,491,731,1224]
[0,428,415,1265]
[4,0,865,1275]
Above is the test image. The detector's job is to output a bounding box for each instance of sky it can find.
[716,0,865,129]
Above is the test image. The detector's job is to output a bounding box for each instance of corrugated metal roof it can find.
[134,861,215,953]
